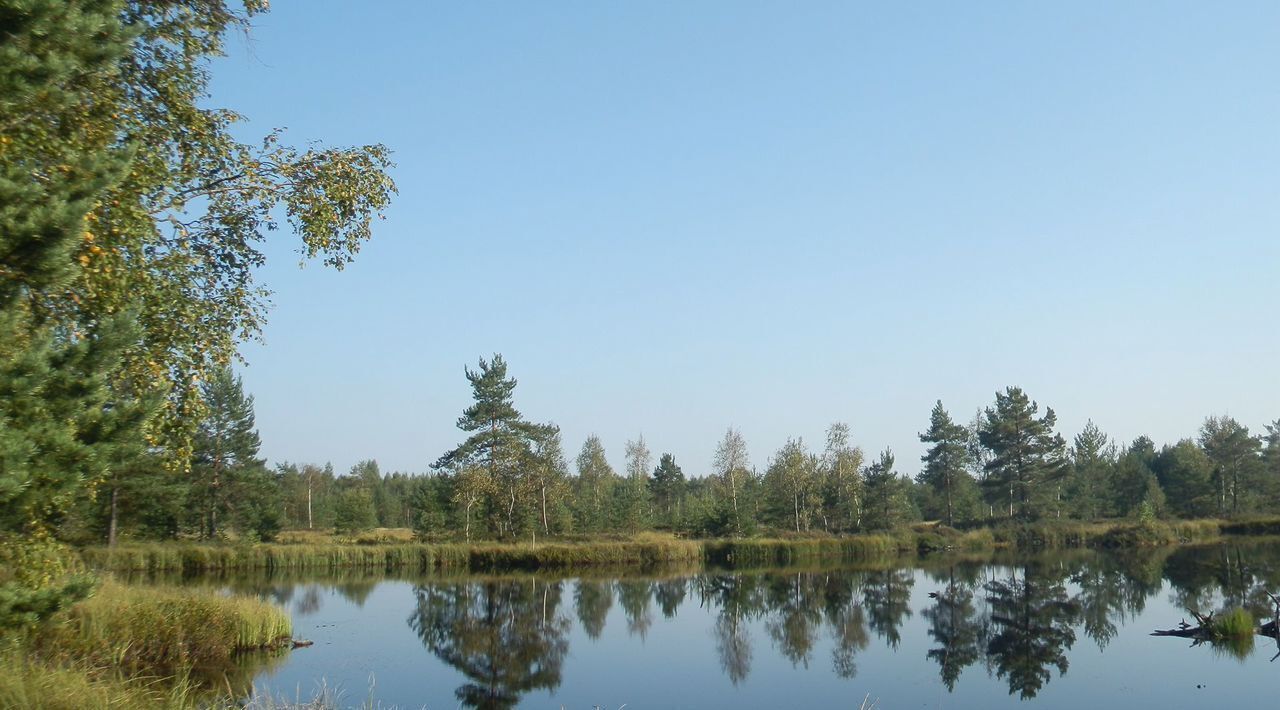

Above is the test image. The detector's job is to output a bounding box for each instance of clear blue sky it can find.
[213,1,1280,477]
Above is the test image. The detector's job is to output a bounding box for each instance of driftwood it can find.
[1152,593,1280,661]
[1151,610,1220,640]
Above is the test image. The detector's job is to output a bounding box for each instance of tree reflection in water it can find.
[385,545,1276,705]
[408,579,569,709]
[984,564,1081,699]
[923,567,985,691]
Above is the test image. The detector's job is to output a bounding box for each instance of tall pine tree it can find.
[190,367,271,539]
[434,355,546,537]
[978,387,1068,520]
[917,401,978,526]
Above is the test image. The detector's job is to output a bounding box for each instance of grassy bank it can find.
[81,518,1245,575]
[1,576,294,710]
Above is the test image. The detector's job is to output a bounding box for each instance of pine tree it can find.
[978,387,1068,520]
[649,453,686,526]
[917,401,977,526]
[189,367,266,539]
[434,355,544,537]
[1153,440,1215,518]
[1199,416,1262,515]
[0,0,148,538]
[862,449,910,530]
[1067,420,1115,520]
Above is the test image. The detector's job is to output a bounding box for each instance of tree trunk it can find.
[945,477,953,527]
[307,482,313,530]
[107,486,119,547]
[541,485,549,534]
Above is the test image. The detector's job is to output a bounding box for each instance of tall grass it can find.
[35,579,291,668]
[81,518,1238,576]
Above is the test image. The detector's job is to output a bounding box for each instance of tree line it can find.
[72,353,1280,544]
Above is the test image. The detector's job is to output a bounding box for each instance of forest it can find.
[78,353,1279,546]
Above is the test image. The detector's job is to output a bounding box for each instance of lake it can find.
[207,540,1280,708]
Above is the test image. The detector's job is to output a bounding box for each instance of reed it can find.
[80,519,1238,576]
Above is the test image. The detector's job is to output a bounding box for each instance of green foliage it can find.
[0,311,153,535]
[713,427,755,537]
[434,355,556,538]
[978,387,1069,520]
[189,367,269,539]
[648,453,686,526]
[1066,420,1116,520]
[332,488,376,535]
[917,401,980,526]
[820,422,864,533]
[1200,416,1263,516]
[0,536,96,632]
[761,438,822,532]
[1153,440,1216,518]
[573,434,617,533]
[861,449,914,531]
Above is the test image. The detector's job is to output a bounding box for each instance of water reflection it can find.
[194,541,1280,705]
[984,564,1081,698]
[408,579,569,710]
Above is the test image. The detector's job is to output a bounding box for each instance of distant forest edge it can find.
[65,354,1280,547]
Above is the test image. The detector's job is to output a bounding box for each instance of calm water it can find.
[210,542,1280,709]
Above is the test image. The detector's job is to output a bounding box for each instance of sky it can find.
[211,1,1280,478]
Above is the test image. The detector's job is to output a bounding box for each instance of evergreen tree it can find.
[862,449,911,530]
[1153,440,1216,518]
[917,401,978,526]
[649,453,686,526]
[1199,416,1262,516]
[1263,420,1280,507]
[189,367,266,539]
[1067,420,1115,520]
[0,0,150,539]
[1111,437,1163,518]
[434,355,545,537]
[332,487,376,534]
[978,387,1068,520]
